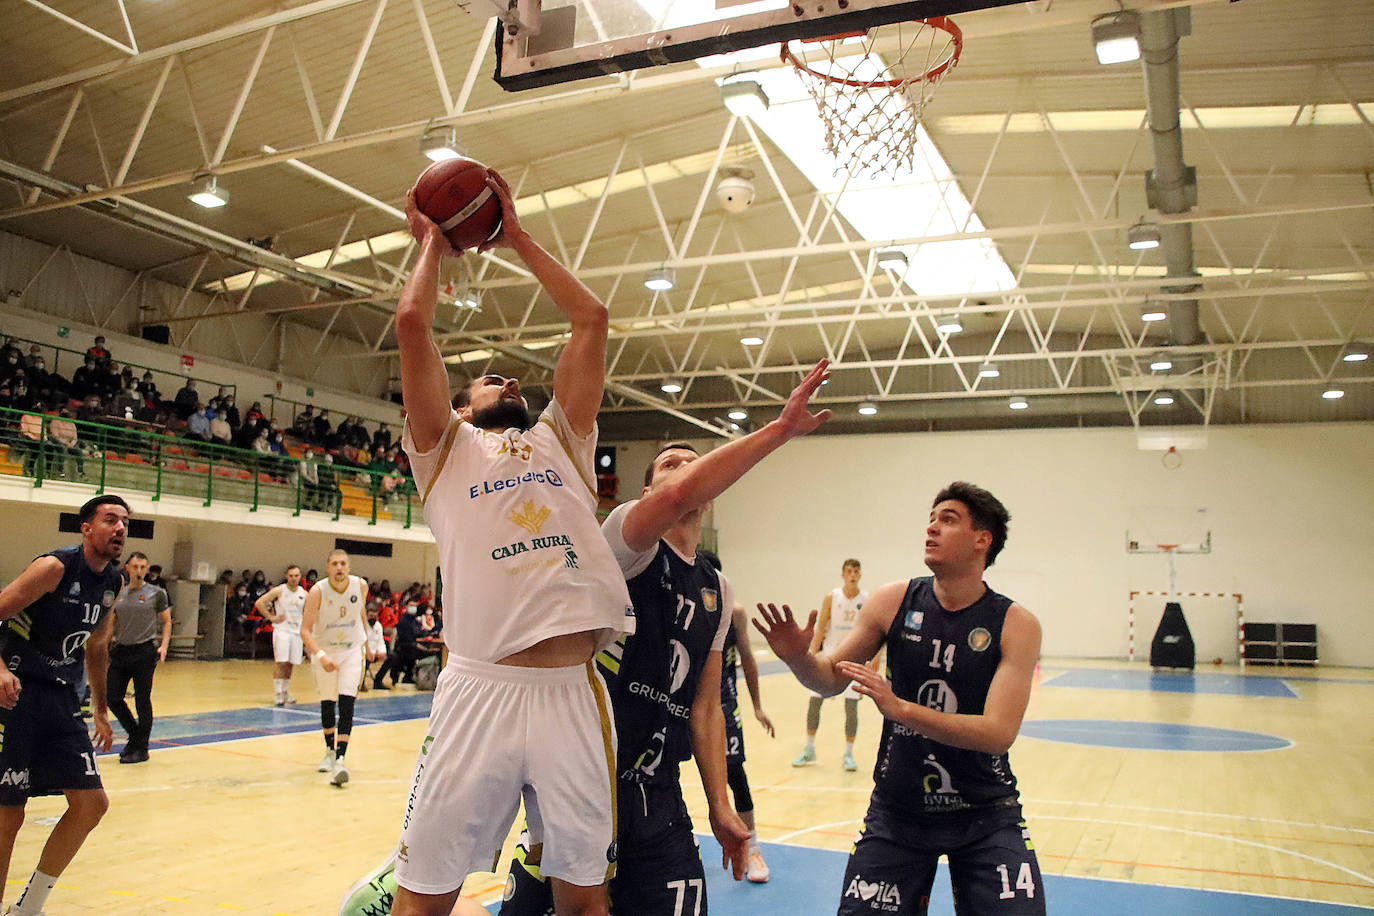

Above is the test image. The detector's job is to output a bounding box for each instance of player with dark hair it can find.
[500,361,832,916]
[0,494,128,914]
[106,550,171,764]
[756,481,1045,915]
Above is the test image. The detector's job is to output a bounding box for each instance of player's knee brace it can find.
[321,699,336,732]
[727,757,753,813]
[337,694,355,737]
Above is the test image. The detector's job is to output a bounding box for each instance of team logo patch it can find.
[350,595,358,603]
[101,590,116,608]
[667,640,691,693]
[69,581,81,596]
[507,500,551,536]
[701,588,718,614]
[503,874,516,901]
[903,608,924,630]
[138,594,146,602]
[61,630,92,659]
[968,627,992,651]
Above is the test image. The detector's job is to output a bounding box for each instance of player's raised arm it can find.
[839,603,1041,755]
[397,188,459,453]
[619,360,833,552]
[481,170,607,436]
[754,578,899,698]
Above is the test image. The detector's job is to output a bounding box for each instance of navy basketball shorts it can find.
[0,679,103,805]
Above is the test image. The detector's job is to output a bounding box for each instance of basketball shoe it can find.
[338,848,397,916]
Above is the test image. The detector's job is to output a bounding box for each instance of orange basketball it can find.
[414,157,503,252]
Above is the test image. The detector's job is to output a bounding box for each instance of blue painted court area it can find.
[686,838,1371,916]
[1020,719,1292,752]
[1042,667,1299,698]
[108,692,435,754]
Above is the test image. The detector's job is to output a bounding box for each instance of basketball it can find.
[414,156,503,251]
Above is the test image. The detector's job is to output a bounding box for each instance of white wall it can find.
[610,423,1374,667]
[0,497,439,593]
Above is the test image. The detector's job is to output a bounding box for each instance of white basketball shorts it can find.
[312,645,364,700]
[272,629,303,665]
[394,655,617,895]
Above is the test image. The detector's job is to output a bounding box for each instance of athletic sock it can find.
[804,737,816,752]
[845,740,855,754]
[273,678,286,699]
[748,830,760,852]
[335,741,348,760]
[12,869,58,915]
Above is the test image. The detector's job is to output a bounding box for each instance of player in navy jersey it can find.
[756,482,1045,915]
[0,494,129,915]
[499,360,831,916]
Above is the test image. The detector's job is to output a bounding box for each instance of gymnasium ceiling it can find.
[0,0,1370,440]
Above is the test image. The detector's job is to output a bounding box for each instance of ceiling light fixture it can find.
[659,379,683,394]
[1342,342,1369,362]
[1150,352,1174,372]
[978,361,1000,379]
[857,401,878,416]
[876,248,908,271]
[1153,390,1176,406]
[188,177,229,209]
[720,78,770,119]
[1321,387,1345,400]
[1008,396,1029,410]
[643,267,675,291]
[935,313,963,334]
[1140,302,1167,322]
[1091,10,1142,66]
[420,125,461,162]
[739,331,764,346]
[1127,220,1162,251]
[727,407,749,421]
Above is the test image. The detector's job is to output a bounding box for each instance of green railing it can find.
[263,394,398,438]
[0,406,418,527]
[2,333,237,401]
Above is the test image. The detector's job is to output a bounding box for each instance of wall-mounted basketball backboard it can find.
[490,0,1022,91]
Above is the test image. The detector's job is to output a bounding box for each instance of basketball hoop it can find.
[781,16,963,177]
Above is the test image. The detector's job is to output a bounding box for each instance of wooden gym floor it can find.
[7,656,1373,914]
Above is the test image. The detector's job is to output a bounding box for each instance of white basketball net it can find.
[785,18,962,178]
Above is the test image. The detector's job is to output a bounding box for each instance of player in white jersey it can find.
[254,564,308,706]
[345,169,633,916]
[301,550,368,788]
[793,558,874,771]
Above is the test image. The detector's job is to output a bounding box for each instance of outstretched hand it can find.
[404,187,456,258]
[775,359,833,439]
[837,660,907,722]
[752,603,817,666]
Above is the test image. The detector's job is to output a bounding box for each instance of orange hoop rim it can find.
[780,16,963,90]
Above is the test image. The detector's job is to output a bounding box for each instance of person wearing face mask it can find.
[71,358,99,402]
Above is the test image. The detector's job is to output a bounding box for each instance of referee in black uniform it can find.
[0,494,127,916]
[107,551,171,764]
[758,482,1046,915]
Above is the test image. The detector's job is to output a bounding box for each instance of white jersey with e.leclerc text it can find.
[403,396,634,663]
[274,584,308,636]
[823,587,868,654]
[312,575,368,651]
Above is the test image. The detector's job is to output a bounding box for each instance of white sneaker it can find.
[331,759,350,787]
[318,751,336,772]
[746,847,770,883]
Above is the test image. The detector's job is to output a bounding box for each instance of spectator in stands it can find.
[146,565,166,590]
[292,405,315,440]
[1,345,22,382]
[304,568,319,588]
[315,452,340,512]
[13,410,44,475]
[115,378,141,419]
[221,394,241,430]
[71,356,100,401]
[186,403,212,441]
[374,605,422,689]
[225,581,256,650]
[0,381,12,411]
[215,569,234,587]
[86,335,112,368]
[248,570,271,605]
[46,408,85,476]
[244,401,264,428]
[372,421,392,454]
[209,410,232,445]
[312,409,331,444]
[22,345,42,370]
[75,393,102,423]
[173,379,198,420]
[136,370,159,404]
[96,361,121,400]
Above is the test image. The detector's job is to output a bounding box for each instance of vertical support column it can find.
[1128,590,1137,663]
[1235,592,1246,671]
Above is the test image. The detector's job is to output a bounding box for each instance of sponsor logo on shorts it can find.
[397,842,409,862]
[468,469,563,500]
[606,839,618,863]
[968,627,991,651]
[0,768,29,789]
[843,875,902,911]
